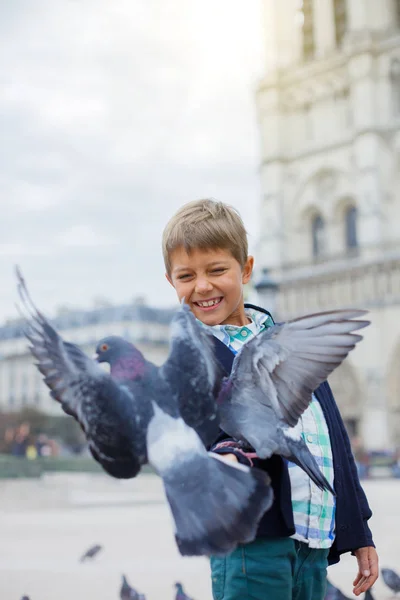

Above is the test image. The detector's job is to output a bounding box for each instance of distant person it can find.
[35,434,52,457]
[11,423,30,456]
[1,427,15,453]
[352,436,370,480]
[162,199,379,599]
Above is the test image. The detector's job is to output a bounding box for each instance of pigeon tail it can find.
[284,436,335,495]
[163,452,273,557]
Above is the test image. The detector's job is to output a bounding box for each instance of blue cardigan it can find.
[210,304,374,565]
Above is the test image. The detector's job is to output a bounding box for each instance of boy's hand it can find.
[353,546,379,596]
[221,453,238,463]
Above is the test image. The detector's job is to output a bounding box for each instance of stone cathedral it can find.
[256,0,400,450]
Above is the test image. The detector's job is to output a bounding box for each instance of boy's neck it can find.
[218,304,251,327]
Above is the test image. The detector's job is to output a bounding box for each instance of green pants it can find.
[210,538,329,600]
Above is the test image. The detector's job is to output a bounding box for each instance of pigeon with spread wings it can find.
[16,268,273,557]
[165,303,369,494]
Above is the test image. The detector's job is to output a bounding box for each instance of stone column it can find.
[262,0,281,75]
[313,0,336,58]
[258,160,286,274]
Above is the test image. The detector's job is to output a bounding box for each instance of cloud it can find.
[0,0,264,321]
[56,225,116,249]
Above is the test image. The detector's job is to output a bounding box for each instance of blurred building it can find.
[256,1,400,449]
[0,303,174,414]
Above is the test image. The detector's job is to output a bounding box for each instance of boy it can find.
[163,199,378,600]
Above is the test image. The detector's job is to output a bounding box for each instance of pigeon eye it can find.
[100,343,109,352]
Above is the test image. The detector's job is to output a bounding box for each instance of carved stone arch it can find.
[328,359,363,439]
[333,196,358,221]
[291,166,355,224]
[386,340,400,446]
[293,204,326,260]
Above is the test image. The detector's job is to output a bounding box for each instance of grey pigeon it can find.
[120,574,146,600]
[324,579,351,599]
[21,597,31,600]
[364,589,375,600]
[175,582,194,600]
[79,543,103,562]
[382,568,400,594]
[213,308,369,493]
[16,268,272,557]
[104,304,367,494]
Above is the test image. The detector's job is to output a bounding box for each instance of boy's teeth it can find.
[198,298,221,307]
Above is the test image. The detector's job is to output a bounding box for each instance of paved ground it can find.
[0,474,398,600]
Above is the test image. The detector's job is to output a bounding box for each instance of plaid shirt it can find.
[202,308,336,549]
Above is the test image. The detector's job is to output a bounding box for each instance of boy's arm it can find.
[322,382,374,545]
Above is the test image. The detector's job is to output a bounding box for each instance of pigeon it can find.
[175,582,194,600]
[324,579,351,599]
[16,268,273,557]
[120,574,146,600]
[159,301,368,494]
[382,568,400,594]
[364,589,375,600]
[20,597,31,600]
[79,543,103,562]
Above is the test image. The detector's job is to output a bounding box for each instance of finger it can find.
[353,575,368,592]
[364,576,378,591]
[221,453,238,463]
[354,576,371,595]
[352,572,362,586]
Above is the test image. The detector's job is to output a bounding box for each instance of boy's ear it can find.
[165,272,174,288]
[242,255,254,284]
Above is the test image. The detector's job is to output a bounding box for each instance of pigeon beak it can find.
[92,353,99,362]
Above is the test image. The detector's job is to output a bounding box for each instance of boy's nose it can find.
[195,277,213,294]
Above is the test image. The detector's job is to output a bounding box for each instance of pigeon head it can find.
[175,582,183,590]
[95,336,146,380]
[95,336,134,363]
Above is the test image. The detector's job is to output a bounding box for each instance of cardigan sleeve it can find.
[323,382,374,547]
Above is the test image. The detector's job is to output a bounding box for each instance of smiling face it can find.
[167,246,254,326]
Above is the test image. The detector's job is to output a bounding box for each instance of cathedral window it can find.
[333,0,347,47]
[345,205,358,250]
[390,58,400,117]
[312,214,325,258]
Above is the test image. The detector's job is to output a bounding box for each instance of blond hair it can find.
[162,199,248,274]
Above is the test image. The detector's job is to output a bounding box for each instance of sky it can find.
[0,0,265,321]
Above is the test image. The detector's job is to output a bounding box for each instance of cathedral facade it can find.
[256,0,400,449]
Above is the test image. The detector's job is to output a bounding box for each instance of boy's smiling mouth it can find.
[193,296,223,310]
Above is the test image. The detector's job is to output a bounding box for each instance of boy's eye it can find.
[177,274,191,280]
[211,268,226,274]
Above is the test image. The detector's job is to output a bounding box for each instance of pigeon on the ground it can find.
[16,268,272,557]
[382,568,400,594]
[167,302,368,494]
[20,596,31,600]
[79,543,103,562]
[120,574,146,600]
[175,582,194,600]
[324,579,351,599]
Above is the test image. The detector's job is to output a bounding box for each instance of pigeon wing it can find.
[229,309,369,428]
[16,267,115,422]
[16,268,143,478]
[160,301,225,446]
